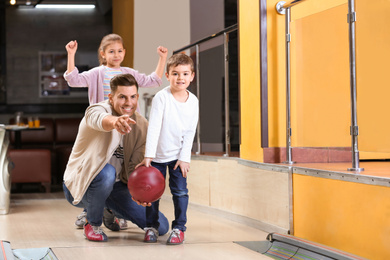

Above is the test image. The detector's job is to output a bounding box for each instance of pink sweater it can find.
[64,65,162,104]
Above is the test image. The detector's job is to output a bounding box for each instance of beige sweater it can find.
[63,100,148,205]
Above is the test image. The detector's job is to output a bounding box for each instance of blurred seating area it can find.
[8,117,81,192]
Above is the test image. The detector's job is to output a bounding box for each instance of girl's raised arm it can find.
[65,40,78,74]
[154,46,168,79]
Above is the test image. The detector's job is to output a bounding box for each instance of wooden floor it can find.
[0,191,271,260]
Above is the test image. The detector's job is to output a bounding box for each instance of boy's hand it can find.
[157,46,168,59]
[135,157,153,169]
[65,40,78,55]
[174,160,190,178]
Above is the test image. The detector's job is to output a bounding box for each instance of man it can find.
[63,73,169,242]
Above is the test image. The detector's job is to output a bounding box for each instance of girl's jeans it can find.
[146,160,189,232]
[63,163,169,235]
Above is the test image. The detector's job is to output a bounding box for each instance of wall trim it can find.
[263,147,352,163]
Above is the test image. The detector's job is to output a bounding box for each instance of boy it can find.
[136,53,199,245]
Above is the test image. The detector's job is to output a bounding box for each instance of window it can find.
[39,52,87,98]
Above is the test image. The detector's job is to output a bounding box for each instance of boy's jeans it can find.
[63,163,169,235]
[146,160,189,232]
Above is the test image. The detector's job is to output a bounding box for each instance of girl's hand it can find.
[174,160,190,178]
[65,40,78,55]
[157,46,168,59]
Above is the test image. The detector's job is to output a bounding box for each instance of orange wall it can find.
[241,0,390,160]
[355,0,390,158]
[112,0,134,68]
[266,0,288,149]
[293,174,390,259]
[291,4,350,147]
[239,0,390,258]
[238,0,263,162]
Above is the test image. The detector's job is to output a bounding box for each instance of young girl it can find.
[64,33,167,104]
[64,33,168,231]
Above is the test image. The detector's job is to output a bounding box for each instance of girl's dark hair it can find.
[98,34,124,65]
[110,73,139,93]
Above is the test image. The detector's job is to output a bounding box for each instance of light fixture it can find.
[10,0,16,5]
[35,4,95,9]
[26,0,31,5]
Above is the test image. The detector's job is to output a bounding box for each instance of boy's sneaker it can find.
[103,208,120,231]
[166,228,184,245]
[75,211,87,229]
[144,227,159,243]
[83,223,108,242]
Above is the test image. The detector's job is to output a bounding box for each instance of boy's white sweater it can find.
[145,86,199,163]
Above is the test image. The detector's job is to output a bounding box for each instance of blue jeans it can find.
[147,160,189,232]
[63,163,169,235]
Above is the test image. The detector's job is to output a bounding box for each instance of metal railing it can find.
[276,0,364,171]
[173,24,238,156]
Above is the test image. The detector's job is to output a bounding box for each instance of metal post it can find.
[143,93,151,120]
[223,32,231,157]
[195,44,201,155]
[347,0,363,172]
[284,7,294,164]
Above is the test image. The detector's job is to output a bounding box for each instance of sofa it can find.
[8,117,81,192]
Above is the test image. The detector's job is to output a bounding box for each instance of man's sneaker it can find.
[144,227,159,243]
[166,228,184,245]
[103,208,120,231]
[75,211,87,229]
[83,223,108,242]
[118,218,128,230]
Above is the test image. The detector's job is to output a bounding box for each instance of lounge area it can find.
[7,117,81,192]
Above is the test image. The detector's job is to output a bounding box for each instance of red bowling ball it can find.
[128,166,165,203]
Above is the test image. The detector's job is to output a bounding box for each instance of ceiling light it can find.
[35,4,95,9]
[10,0,16,5]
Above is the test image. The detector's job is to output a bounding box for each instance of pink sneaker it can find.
[83,223,108,242]
[166,228,184,245]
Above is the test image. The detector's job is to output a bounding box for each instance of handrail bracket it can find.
[276,1,286,15]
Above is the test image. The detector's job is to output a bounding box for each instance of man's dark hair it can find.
[110,73,139,93]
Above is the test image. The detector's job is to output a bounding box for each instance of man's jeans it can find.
[146,160,189,232]
[63,163,169,235]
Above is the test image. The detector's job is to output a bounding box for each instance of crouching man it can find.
[63,73,169,242]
